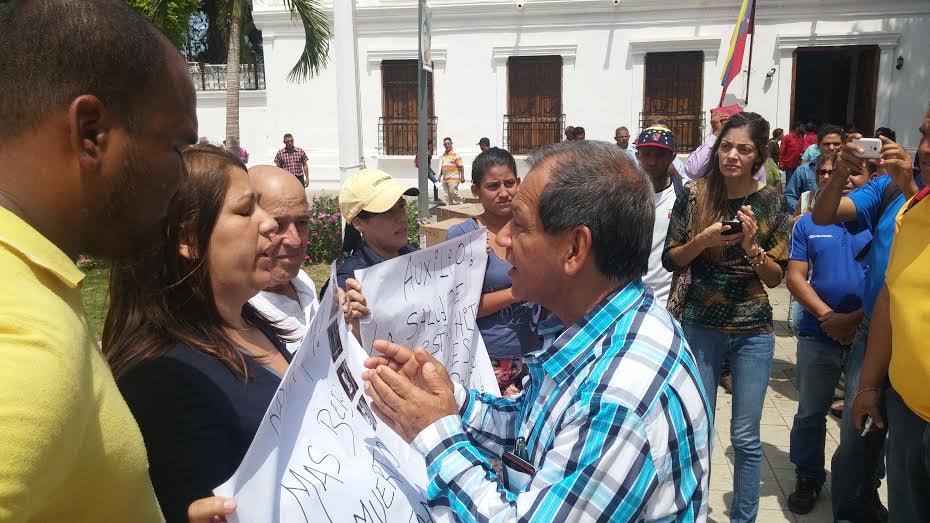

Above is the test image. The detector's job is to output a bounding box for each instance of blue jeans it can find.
[789,336,845,484]
[683,325,775,523]
[427,169,440,200]
[831,318,887,521]
[885,388,930,523]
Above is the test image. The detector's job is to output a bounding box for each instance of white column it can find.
[334,0,364,181]
[875,45,897,128]
[775,48,794,131]
[494,58,507,149]
[630,53,646,130]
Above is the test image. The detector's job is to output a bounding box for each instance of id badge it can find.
[501,451,536,492]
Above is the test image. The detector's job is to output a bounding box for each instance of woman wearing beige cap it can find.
[336,168,419,291]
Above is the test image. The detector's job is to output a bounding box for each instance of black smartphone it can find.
[721,219,743,235]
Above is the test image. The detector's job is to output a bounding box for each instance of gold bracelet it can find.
[854,387,881,400]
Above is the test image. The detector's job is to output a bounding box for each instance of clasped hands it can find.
[360,340,460,443]
[817,310,859,346]
[338,281,459,441]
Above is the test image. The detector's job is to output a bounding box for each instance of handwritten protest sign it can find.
[356,227,500,395]
[215,274,451,523]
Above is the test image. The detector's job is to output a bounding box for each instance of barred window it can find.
[380,60,434,155]
[505,56,563,155]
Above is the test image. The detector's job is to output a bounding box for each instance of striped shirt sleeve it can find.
[411,399,659,522]
[456,385,525,456]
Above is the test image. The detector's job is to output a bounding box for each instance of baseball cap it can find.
[477,137,490,146]
[338,168,419,223]
[636,126,677,152]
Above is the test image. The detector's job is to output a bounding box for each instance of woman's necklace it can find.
[728,194,750,220]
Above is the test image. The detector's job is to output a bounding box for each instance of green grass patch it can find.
[80,267,110,339]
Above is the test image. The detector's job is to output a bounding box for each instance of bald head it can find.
[249,165,310,289]
[250,165,308,207]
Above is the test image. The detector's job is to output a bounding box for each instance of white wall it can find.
[198,0,930,191]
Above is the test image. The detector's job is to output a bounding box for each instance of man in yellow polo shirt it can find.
[0,1,229,521]
[440,136,465,204]
[853,104,930,523]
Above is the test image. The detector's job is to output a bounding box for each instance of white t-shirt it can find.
[249,269,320,354]
[644,182,678,308]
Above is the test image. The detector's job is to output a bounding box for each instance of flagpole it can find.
[416,0,429,222]
[743,0,756,104]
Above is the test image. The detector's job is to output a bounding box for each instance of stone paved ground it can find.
[707,284,887,522]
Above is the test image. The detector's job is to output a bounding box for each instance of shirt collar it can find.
[359,242,416,267]
[528,279,647,385]
[0,205,84,288]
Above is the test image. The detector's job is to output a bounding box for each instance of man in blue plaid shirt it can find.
[363,140,711,522]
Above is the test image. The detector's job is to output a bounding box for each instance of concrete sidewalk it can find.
[707,284,887,522]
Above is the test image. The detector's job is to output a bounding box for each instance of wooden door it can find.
[854,46,879,136]
[507,56,562,154]
[643,51,704,153]
[381,60,433,155]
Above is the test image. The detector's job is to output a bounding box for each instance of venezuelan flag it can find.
[719,0,756,106]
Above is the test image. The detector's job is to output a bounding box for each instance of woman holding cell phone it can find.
[662,112,791,523]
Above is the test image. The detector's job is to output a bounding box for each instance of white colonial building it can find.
[193,0,930,190]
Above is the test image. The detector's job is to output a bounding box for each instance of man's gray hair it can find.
[527,140,653,281]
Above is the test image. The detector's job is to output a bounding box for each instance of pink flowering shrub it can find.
[76,254,103,274]
[406,199,422,249]
[305,194,344,264]
[304,195,422,264]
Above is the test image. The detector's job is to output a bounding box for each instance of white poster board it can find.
[356,228,500,396]
[215,275,451,522]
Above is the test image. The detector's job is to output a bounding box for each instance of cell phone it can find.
[860,415,874,437]
[852,138,881,159]
[721,219,743,235]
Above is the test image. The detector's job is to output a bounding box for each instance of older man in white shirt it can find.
[248,165,320,353]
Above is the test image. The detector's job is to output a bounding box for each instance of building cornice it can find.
[491,44,578,64]
[355,1,930,35]
[365,48,447,68]
[628,38,722,60]
[776,32,902,51]
[252,1,930,37]
[195,90,267,108]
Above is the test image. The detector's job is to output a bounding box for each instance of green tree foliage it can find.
[127,0,201,51]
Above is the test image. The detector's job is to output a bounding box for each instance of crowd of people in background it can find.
[4,1,930,523]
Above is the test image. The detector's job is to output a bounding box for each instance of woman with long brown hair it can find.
[103,145,289,522]
[662,112,790,523]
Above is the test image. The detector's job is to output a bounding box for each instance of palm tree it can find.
[140,0,332,157]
